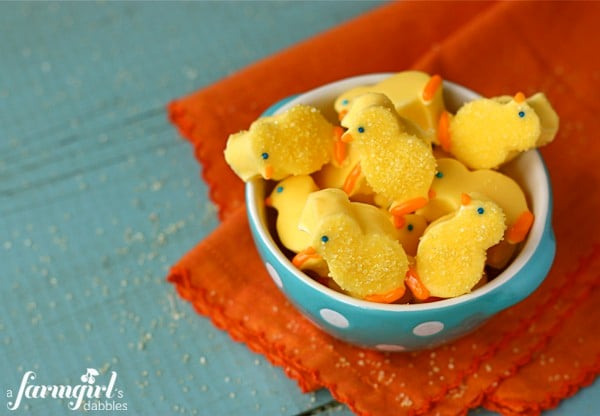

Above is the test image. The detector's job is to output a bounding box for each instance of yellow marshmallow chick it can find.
[319,92,423,204]
[395,214,428,257]
[494,92,559,147]
[438,92,545,170]
[266,175,318,253]
[334,85,373,118]
[224,104,344,181]
[312,139,375,203]
[298,188,409,303]
[415,194,507,298]
[335,71,446,144]
[420,158,534,245]
[341,93,437,227]
[265,175,328,277]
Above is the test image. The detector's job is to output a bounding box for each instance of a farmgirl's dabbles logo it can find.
[6,368,127,411]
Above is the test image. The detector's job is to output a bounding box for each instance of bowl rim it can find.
[246,73,552,312]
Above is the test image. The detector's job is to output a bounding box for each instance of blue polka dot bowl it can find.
[246,74,556,351]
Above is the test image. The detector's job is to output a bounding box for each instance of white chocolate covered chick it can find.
[395,214,428,257]
[419,158,534,245]
[224,104,344,181]
[265,175,328,277]
[334,85,372,119]
[312,136,375,203]
[415,194,507,298]
[266,175,319,253]
[341,93,437,226]
[438,92,556,169]
[298,189,409,303]
[335,71,446,143]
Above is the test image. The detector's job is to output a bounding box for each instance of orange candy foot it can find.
[343,163,362,195]
[390,197,428,228]
[506,210,534,244]
[333,126,346,165]
[405,267,430,301]
[292,247,321,269]
[365,285,406,304]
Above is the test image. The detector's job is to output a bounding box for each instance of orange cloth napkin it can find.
[167,2,600,415]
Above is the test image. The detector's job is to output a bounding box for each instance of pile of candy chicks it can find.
[224,71,559,304]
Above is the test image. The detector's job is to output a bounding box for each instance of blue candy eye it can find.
[407,224,414,232]
[321,235,329,243]
[358,126,365,133]
[276,186,283,193]
[342,99,349,106]
[261,152,269,160]
[518,111,525,118]
[477,207,485,215]
[435,171,444,179]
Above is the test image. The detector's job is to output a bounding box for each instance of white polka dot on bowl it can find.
[319,308,350,328]
[413,321,445,336]
[265,262,283,288]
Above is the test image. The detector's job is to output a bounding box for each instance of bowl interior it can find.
[246,73,552,312]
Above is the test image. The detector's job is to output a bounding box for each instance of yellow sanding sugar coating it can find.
[350,105,436,203]
[493,93,559,147]
[416,198,506,298]
[253,105,335,178]
[314,213,408,299]
[449,98,541,169]
[224,104,336,181]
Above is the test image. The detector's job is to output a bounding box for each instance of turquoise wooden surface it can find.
[1,2,597,415]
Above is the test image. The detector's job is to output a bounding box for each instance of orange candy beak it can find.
[461,193,472,206]
[264,164,274,180]
[422,74,442,102]
[514,91,526,103]
[437,111,451,152]
[341,131,354,143]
